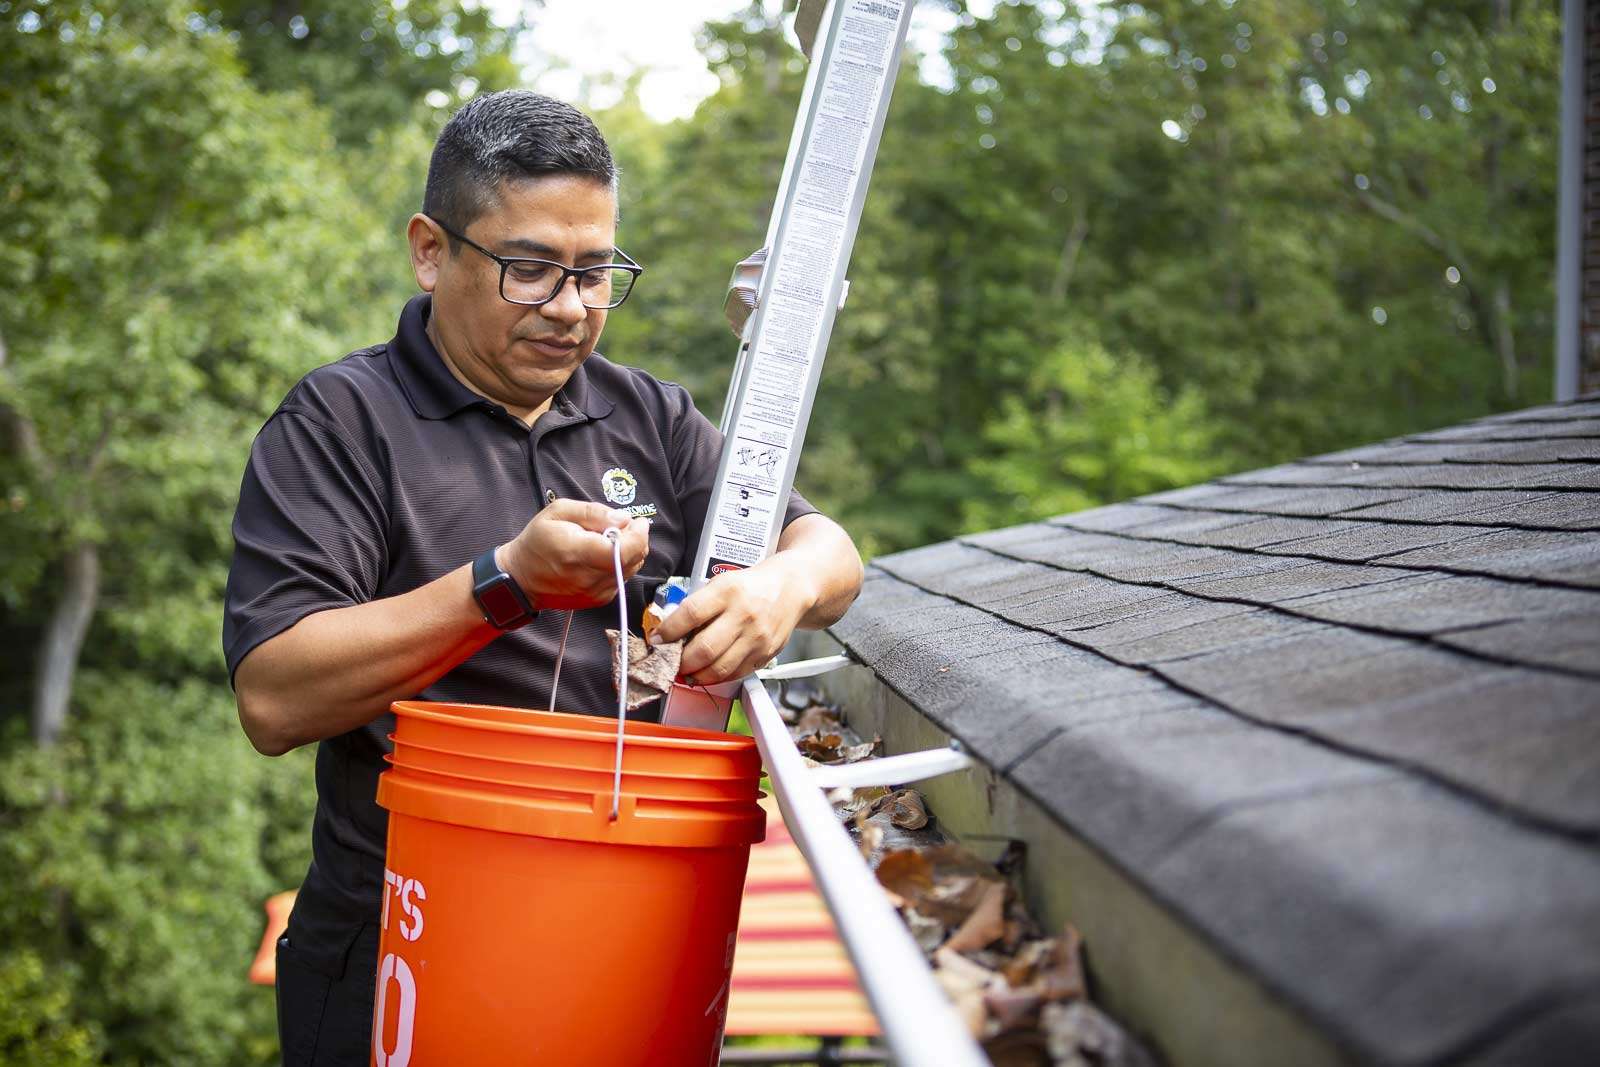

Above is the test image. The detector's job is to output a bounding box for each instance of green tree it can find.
[0,0,515,1059]
[962,338,1232,530]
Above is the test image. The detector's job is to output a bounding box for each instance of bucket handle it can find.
[604,528,629,821]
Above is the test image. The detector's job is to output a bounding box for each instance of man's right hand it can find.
[499,498,650,611]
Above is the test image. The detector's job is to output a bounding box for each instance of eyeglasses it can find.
[428,216,643,310]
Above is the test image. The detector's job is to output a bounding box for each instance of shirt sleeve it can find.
[666,385,818,571]
[222,408,389,684]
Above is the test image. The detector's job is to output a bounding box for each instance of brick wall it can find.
[1584,0,1600,394]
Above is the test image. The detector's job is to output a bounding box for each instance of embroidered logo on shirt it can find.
[601,467,638,506]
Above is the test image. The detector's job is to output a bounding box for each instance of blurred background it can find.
[0,0,1563,1061]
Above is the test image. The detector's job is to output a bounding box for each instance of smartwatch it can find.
[471,548,537,630]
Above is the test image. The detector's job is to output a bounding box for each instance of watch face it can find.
[479,577,527,628]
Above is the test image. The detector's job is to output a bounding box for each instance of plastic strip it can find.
[755,654,853,681]
[809,746,974,791]
[741,676,990,1067]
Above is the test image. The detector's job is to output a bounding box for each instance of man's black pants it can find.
[276,924,379,1066]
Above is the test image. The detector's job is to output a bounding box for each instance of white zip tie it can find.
[605,528,628,821]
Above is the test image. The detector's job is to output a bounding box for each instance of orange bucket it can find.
[370,700,766,1067]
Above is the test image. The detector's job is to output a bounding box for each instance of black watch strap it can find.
[471,548,537,630]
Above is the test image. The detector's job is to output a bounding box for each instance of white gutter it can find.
[740,676,990,1067]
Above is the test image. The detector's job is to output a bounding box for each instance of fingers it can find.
[650,582,722,646]
[506,500,653,610]
[681,615,777,685]
[542,497,635,533]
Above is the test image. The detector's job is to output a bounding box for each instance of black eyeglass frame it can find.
[427,216,643,310]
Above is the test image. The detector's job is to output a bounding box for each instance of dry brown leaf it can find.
[1038,926,1087,1003]
[934,946,1000,1038]
[606,631,682,710]
[935,969,989,1038]
[875,848,933,899]
[793,705,844,734]
[1040,1000,1157,1067]
[983,985,1045,1034]
[855,820,883,863]
[904,908,946,954]
[980,1029,1051,1067]
[795,731,843,760]
[834,738,880,764]
[935,945,1001,988]
[943,879,1008,954]
[869,788,928,830]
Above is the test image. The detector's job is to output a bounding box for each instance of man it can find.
[223,90,862,1065]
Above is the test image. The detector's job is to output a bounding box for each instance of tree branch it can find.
[33,541,100,747]
[0,323,54,479]
[1050,202,1091,303]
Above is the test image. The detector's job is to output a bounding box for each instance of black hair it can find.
[422,90,617,236]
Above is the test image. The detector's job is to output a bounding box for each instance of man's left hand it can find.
[648,556,816,686]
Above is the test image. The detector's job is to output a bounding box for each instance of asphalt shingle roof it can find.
[828,397,1600,1066]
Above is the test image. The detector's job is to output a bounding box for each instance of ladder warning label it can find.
[704,0,905,570]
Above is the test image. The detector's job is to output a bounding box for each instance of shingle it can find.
[1301,441,1422,465]
[1478,399,1600,422]
[1157,628,1463,724]
[1261,521,1498,562]
[830,572,1195,771]
[1496,465,1600,490]
[1161,635,1600,831]
[1148,780,1600,1065]
[1282,572,1600,639]
[1138,483,1248,507]
[1057,508,1261,542]
[1340,489,1600,531]
[1441,440,1600,462]
[1408,417,1600,441]
[971,527,1270,585]
[1459,988,1600,1067]
[1437,614,1600,675]
[1336,490,1567,525]
[1377,527,1600,587]
[1217,463,1357,487]
[1161,514,1359,549]
[1168,558,1418,604]
[1306,440,1600,464]
[1177,485,1419,517]
[1008,708,1397,870]
[1042,502,1177,533]
[1076,603,1328,665]
[1314,670,1600,833]
[1461,493,1600,530]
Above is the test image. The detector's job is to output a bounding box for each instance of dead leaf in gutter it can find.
[795,731,843,760]
[904,908,946,954]
[934,946,1001,1038]
[943,879,1007,953]
[1041,1000,1158,1067]
[875,848,933,899]
[794,705,844,735]
[856,819,884,863]
[868,788,928,830]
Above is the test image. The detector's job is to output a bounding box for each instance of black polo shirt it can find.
[223,293,815,974]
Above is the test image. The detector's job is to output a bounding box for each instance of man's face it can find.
[411,174,618,417]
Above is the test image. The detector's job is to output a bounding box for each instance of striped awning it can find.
[724,793,878,1036]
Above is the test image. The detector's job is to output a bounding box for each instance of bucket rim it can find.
[392,700,752,752]
[383,753,761,806]
[389,735,757,783]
